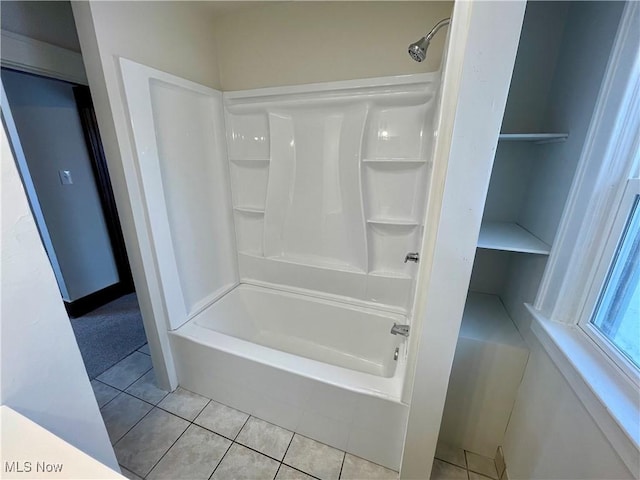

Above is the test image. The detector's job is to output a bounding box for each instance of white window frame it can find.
[578,177,640,387]
[527,1,640,475]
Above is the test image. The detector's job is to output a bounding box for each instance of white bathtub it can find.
[170,283,410,470]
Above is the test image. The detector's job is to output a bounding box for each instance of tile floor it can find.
[92,345,505,480]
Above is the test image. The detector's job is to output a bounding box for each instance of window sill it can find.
[527,304,640,475]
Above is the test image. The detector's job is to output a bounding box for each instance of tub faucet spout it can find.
[390,323,410,337]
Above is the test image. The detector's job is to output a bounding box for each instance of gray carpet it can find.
[70,293,148,379]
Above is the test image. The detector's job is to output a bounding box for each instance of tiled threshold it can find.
[92,345,507,480]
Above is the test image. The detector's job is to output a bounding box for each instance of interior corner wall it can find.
[1,124,118,471]
[213,1,453,91]
[70,0,223,390]
[503,341,633,480]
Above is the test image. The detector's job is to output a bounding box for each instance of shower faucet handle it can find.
[404,252,419,263]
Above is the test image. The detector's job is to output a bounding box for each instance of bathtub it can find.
[170,283,410,470]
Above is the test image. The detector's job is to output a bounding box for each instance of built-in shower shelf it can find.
[368,270,412,280]
[233,206,265,214]
[478,222,550,255]
[230,158,271,163]
[498,133,568,144]
[362,158,427,164]
[367,218,419,227]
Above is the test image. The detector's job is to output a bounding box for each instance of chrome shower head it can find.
[408,17,451,63]
[408,37,430,62]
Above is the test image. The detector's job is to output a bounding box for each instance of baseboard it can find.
[64,282,133,318]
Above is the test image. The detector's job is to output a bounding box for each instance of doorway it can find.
[1,67,148,379]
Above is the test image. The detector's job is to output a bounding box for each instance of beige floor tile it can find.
[125,370,168,405]
[119,466,143,480]
[435,443,466,469]
[158,387,209,421]
[194,400,249,439]
[97,352,152,389]
[91,380,120,408]
[211,443,279,480]
[470,471,495,480]
[147,424,230,480]
[100,393,152,444]
[114,408,189,477]
[340,453,398,479]
[275,464,316,480]
[466,451,498,479]
[236,416,293,460]
[430,459,468,480]
[283,434,344,480]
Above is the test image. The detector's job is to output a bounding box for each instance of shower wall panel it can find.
[120,60,239,330]
[225,75,438,312]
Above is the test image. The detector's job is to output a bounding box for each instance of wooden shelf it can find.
[478,222,551,255]
[499,133,568,144]
[461,292,526,348]
[233,206,265,214]
[367,218,419,227]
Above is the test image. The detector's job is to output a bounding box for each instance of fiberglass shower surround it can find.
[120,58,439,470]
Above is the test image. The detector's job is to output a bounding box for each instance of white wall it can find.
[71,0,223,390]
[3,69,119,301]
[0,123,118,470]
[501,2,633,479]
[1,1,82,53]
[504,341,633,480]
[213,1,453,91]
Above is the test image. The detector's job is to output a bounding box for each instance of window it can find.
[580,178,640,383]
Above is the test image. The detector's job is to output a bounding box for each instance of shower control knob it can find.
[404,252,419,263]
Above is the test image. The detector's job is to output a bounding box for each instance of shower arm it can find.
[422,18,451,43]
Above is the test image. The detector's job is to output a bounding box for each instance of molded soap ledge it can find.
[367,218,420,226]
[362,158,427,164]
[233,206,265,214]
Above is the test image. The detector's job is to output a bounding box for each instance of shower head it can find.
[408,37,430,62]
[408,17,451,63]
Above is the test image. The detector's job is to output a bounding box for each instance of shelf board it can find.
[233,206,265,214]
[461,292,527,349]
[362,158,427,164]
[499,133,568,144]
[367,218,419,227]
[478,222,550,255]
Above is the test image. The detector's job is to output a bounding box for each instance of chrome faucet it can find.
[404,252,419,263]
[390,323,410,337]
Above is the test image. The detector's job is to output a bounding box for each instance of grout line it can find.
[280,462,323,480]
[338,451,346,479]
[231,438,289,464]
[282,431,295,459]
[208,438,235,480]
[142,413,190,479]
[234,415,251,442]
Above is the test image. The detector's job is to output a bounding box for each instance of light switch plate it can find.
[59,170,73,185]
